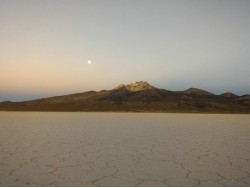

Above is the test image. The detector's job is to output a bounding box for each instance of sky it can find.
[1,0,250,101]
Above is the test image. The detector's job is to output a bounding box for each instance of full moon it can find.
[87,60,92,65]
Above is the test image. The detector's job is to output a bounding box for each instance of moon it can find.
[87,60,92,65]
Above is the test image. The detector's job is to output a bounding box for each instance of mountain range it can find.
[0,81,250,113]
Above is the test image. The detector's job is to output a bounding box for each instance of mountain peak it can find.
[113,81,156,92]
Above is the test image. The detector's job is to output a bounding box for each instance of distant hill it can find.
[220,92,238,98]
[0,81,250,113]
[183,88,214,96]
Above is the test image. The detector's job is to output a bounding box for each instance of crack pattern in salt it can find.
[0,112,250,186]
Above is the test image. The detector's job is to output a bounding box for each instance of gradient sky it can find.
[1,0,250,101]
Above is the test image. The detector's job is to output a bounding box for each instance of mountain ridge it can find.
[0,81,249,113]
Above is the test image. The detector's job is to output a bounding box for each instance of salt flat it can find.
[0,112,250,186]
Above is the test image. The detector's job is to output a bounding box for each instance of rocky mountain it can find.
[113,81,156,91]
[0,81,250,113]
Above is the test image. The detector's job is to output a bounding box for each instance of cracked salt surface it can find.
[0,112,250,186]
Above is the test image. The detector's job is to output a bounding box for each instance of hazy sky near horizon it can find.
[1,0,250,101]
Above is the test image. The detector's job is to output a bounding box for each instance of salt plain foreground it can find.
[0,112,250,187]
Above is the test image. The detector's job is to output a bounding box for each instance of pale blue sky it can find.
[1,0,250,101]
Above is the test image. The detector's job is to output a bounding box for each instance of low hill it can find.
[220,92,238,98]
[183,88,214,96]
